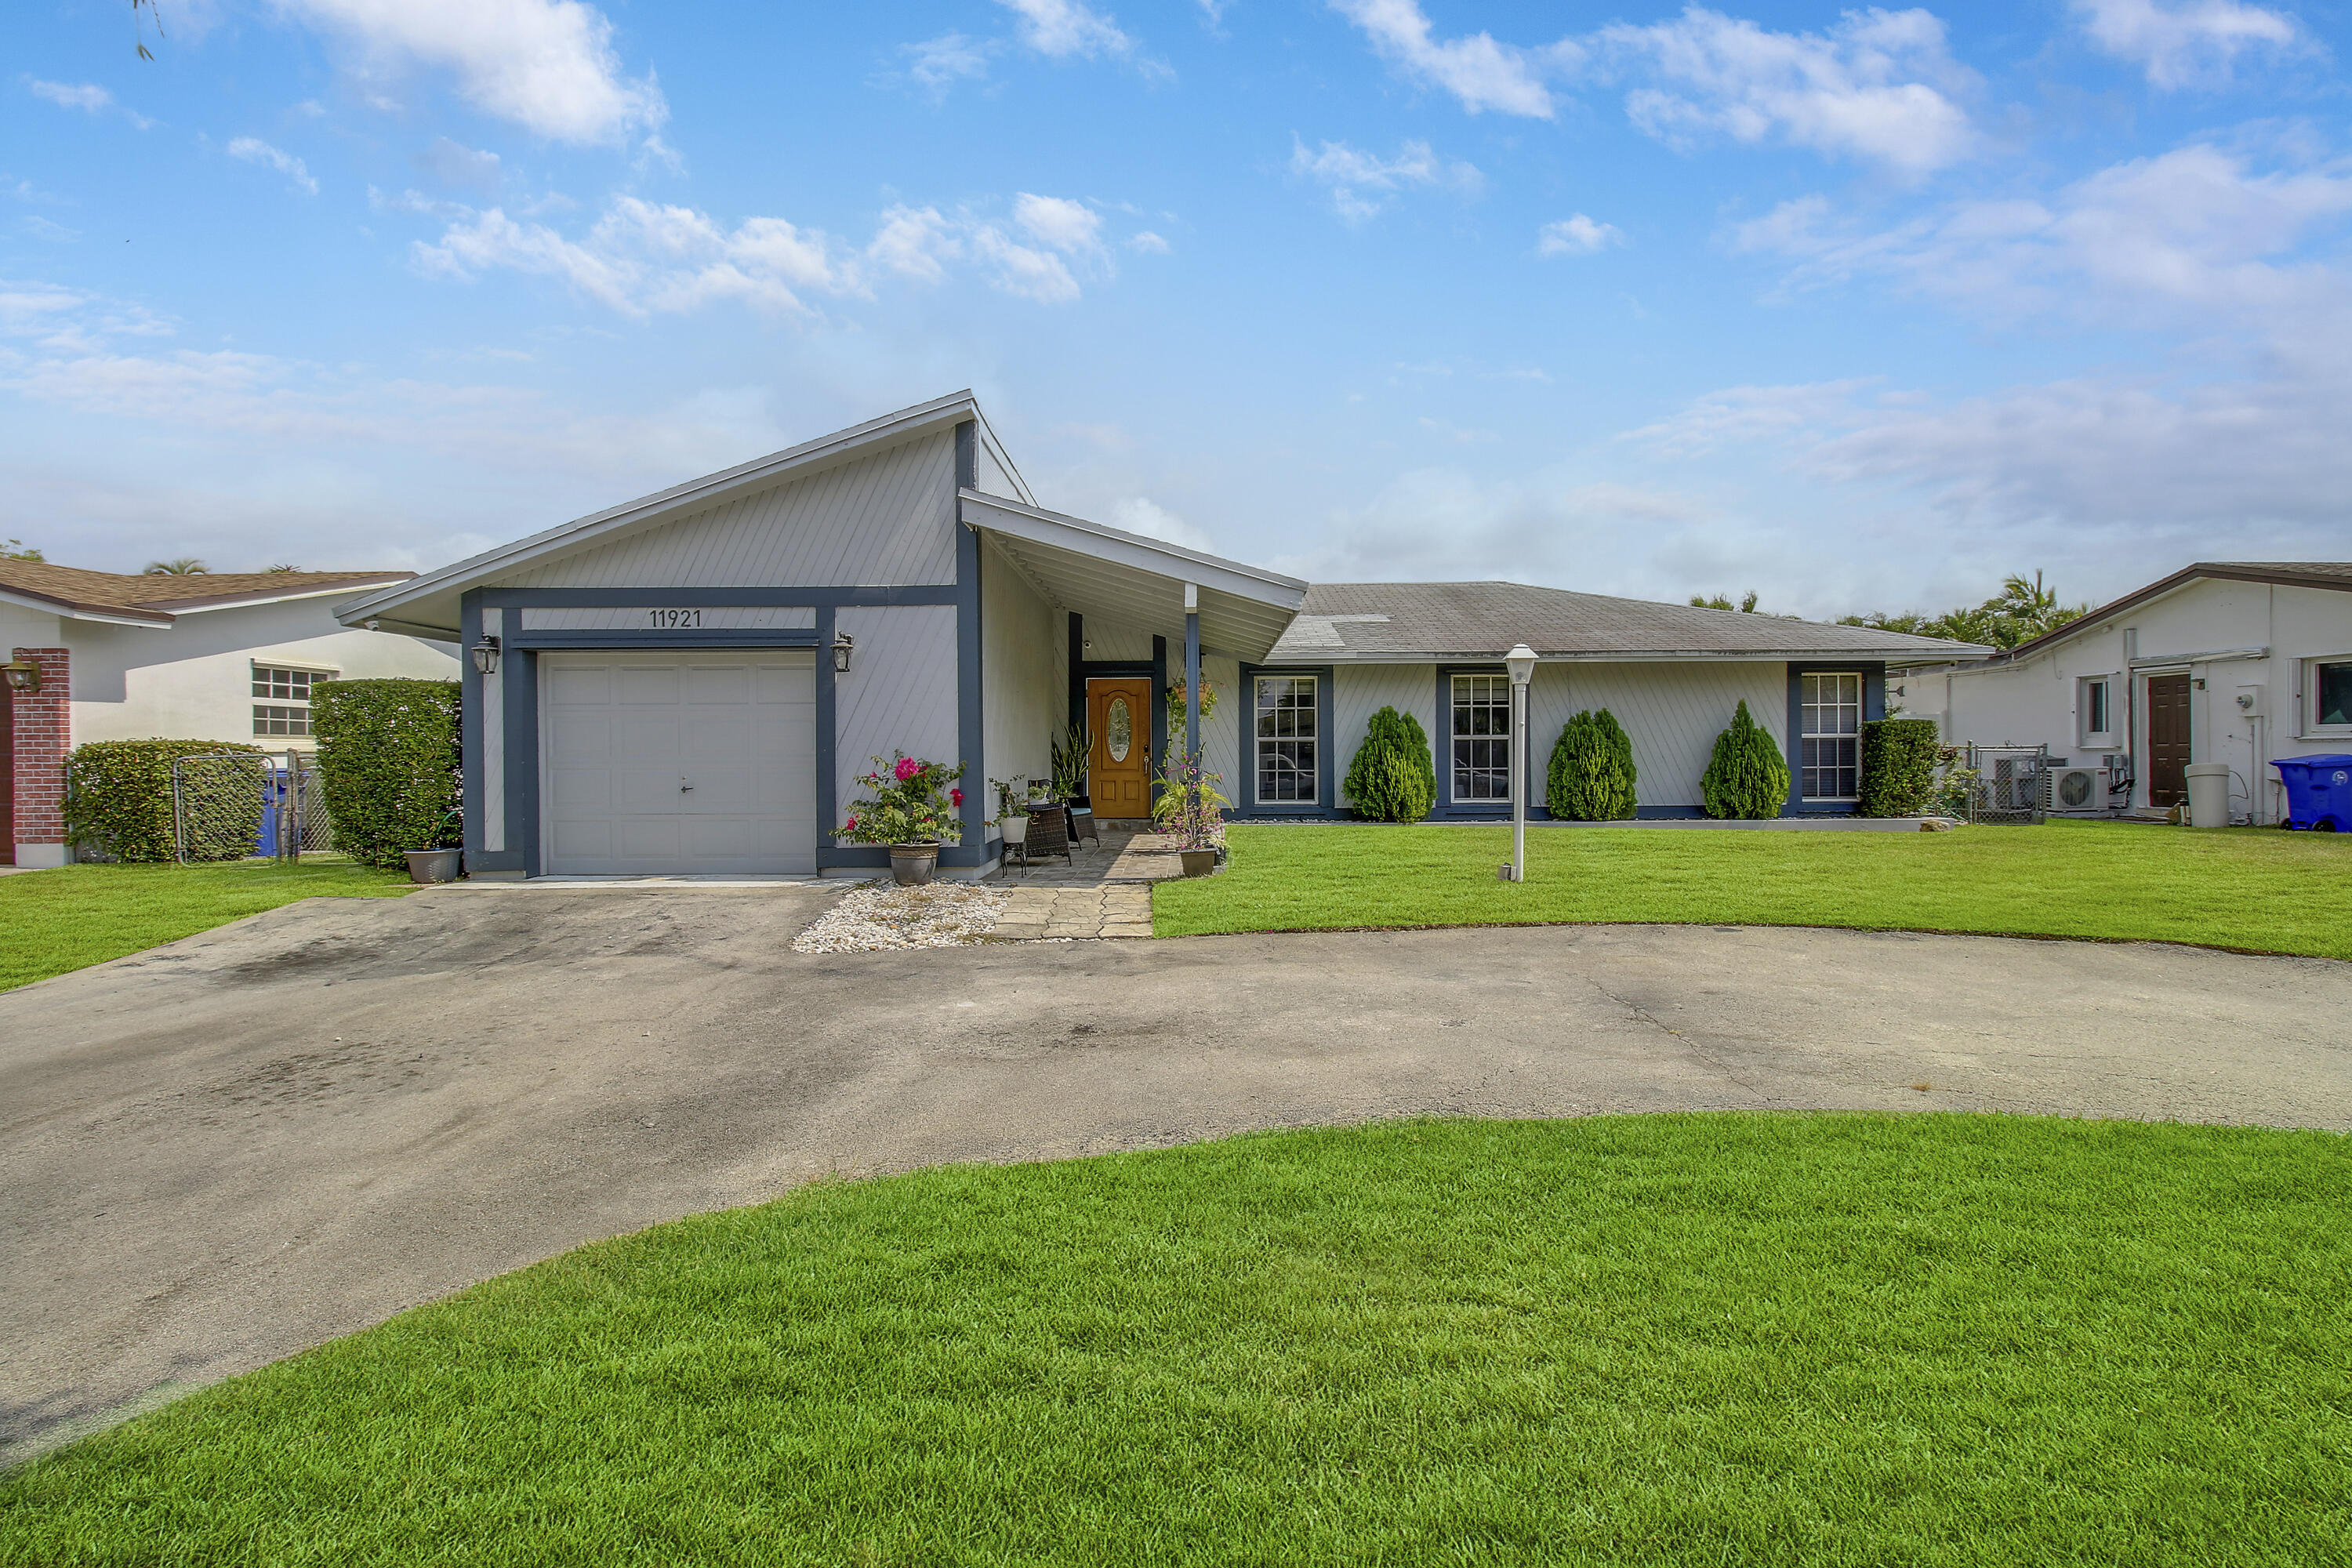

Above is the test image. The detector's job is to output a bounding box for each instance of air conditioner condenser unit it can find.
[2043,761,2113,815]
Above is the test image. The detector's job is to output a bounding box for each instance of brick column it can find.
[10,648,71,869]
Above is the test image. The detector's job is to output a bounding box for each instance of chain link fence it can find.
[1958,743,2049,826]
[260,754,336,858]
[170,752,271,862]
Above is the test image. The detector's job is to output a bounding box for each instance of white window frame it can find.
[2306,653,2352,738]
[1450,673,1512,804]
[2078,673,2118,747]
[251,662,336,739]
[1253,674,1319,806]
[1800,671,1862,802]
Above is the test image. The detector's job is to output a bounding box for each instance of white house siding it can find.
[1199,653,1241,796]
[67,597,457,749]
[974,443,1016,501]
[1333,665,1439,810]
[1530,662,1787,811]
[982,544,1058,809]
[1080,619,1156,663]
[503,432,959,590]
[2,602,61,650]
[834,604,959,826]
[1925,578,2352,821]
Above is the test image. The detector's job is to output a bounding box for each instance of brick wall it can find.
[10,647,71,858]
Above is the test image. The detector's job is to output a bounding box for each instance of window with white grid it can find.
[1800,672,1861,800]
[1451,674,1513,802]
[252,665,331,738]
[1254,676,1317,803]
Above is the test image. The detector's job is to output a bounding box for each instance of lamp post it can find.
[1504,643,1537,882]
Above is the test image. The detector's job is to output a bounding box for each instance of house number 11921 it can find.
[648,608,703,628]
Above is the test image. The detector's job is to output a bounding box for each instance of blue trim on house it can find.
[1783,661,1887,816]
[477,586,960,608]
[1151,636,1168,807]
[506,644,540,876]
[1183,608,1203,768]
[815,604,837,854]
[955,481,986,853]
[1067,612,1086,735]
[1238,662,1341,817]
[506,630,822,651]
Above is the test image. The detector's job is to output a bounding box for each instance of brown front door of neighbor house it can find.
[2147,673,2192,808]
[1086,677,1152,821]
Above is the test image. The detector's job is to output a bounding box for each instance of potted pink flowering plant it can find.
[840,752,967,885]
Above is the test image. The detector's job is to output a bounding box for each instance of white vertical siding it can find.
[1200,653,1241,797]
[1079,619,1157,662]
[1333,665,1439,809]
[982,544,1058,806]
[834,604,959,826]
[1529,662,1787,810]
[502,431,959,590]
[975,444,1015,499]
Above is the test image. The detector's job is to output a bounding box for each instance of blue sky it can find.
[6,1,2350,617]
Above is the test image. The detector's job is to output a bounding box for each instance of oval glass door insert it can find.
[1108,697,1133,762]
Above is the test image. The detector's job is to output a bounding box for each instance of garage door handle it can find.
[679,779,694,792]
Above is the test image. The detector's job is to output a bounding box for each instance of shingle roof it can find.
[0,559,412,624]
[1266,581,1991,663]
[1994,561,2352,662]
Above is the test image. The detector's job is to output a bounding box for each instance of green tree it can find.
[1690,590,1762,612]
[1701,700,1790,819]
[1,538,41,562]
[143,557,208,575]
[1343,706,1436,822]
[1838,569,2089,652]
[1546,709,1638,820]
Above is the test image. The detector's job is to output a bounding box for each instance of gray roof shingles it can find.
[1266,581,1988,663]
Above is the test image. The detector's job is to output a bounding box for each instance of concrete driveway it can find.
[5,886,2350,1466]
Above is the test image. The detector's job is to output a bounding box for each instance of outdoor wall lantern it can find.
[1502,643,1538,884]
[470,635,501,675]
[2,657,40,694]
[832,630,855,673]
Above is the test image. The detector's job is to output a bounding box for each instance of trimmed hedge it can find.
[314,679,461,867]
[1859,717,1942,818]
[1547,709,1639,820]
[1701,700,1791,820]
[63,739,268,863]
[1344,706,1437,822]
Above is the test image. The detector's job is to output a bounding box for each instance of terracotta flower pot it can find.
[890,844,939,886]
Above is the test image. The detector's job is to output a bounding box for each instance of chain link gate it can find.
[1960,743,2049,826]
[170,752,273,862]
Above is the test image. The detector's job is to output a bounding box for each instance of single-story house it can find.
[1894,561,2352,824]
[336,392,1991,880]
[2,561,459,867]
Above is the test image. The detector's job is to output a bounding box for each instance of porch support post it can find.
[1183,582,1203,771]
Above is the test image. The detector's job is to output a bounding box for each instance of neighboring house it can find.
[1894,562,2352,824]
[336,392,1991,881]
[2,561,459,866]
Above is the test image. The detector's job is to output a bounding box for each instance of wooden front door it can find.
[1086,677,1153,820]
[2147,673,2191,808]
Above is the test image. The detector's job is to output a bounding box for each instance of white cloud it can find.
[1276,467,1711,584]
[416,136,501,194]
[227,137,321,195]
[23,215,79,242]
[996,0,1134,60]
[1105,496,1214,552]
[411,191,1121,314]
[1289,136,1483,221]
[274,0,667,145]
[1597,6,1977,176]
[28,80,113,113]
[1537,214,1624,256]
[1127,230,1171,254]
[2071,0,2304,89]
[1329,0,1561,118]
[903,32,995,96]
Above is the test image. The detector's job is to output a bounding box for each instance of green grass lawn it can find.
[2,1115,2347,1566]
[1156,819,2352,959]
[0,857,411,991]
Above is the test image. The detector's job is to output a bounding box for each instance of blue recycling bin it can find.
[2272,754,2352,831]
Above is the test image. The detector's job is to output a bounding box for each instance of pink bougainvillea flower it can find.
[895,757,921,782]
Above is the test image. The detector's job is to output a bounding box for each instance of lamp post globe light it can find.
[1504,644,1537,883]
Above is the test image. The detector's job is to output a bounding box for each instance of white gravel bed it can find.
[792,880,1012,953]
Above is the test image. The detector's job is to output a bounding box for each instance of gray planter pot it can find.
[1179,848,1218,878]
[890,844,939,886]
[405,848,463,884]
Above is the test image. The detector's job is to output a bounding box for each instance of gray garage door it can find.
[540,651,817,876]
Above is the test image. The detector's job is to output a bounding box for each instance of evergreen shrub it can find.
[1343,706,1436,822]
[1858,718,1942,817]
[313,679,461,866]
[1701,699,1791,819]
[1547,709,1639,820]
[63,739,267,863]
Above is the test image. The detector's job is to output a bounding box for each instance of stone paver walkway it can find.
[987,825,1214,938]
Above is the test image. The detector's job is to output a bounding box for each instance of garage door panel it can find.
[541,651,816,876]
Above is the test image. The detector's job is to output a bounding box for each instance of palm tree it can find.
[143,557,209,575]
